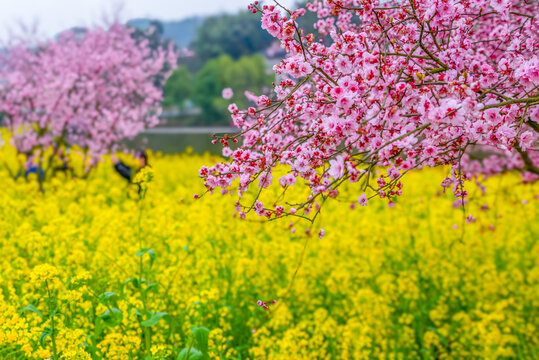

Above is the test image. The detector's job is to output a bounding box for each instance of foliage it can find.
[201,0,539,220]
[194,55,273,124]
[191,12,274,63]
[0,138,537,359]
[0,23,177,174]
[130,20,169,52]
[163,66,193,110]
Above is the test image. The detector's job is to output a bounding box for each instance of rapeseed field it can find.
[0,145,537,359]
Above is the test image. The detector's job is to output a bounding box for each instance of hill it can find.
[127,17,203,48]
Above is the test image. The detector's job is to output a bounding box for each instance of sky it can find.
[0,0,297,41]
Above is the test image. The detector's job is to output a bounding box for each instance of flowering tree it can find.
[0,23,177,174]
[200,0,538,220]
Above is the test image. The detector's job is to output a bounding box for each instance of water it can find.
[127,127,240,154]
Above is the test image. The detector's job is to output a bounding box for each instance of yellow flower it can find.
[0,140,536,359]
[29,264,60,286]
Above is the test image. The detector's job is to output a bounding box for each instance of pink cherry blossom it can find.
[200,0,538,220]
[222,88,234,100]
[358,194,368,207]
[328,155,346,180]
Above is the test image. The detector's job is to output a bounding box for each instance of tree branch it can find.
[482,96,539,110]
[515,143,539,175]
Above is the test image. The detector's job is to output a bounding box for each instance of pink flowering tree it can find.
[200,0,538,221]
[0,23,177,175]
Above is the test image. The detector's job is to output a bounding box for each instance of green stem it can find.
[137,197,151,357]
[45,281,58,360]
[183,337,195,360]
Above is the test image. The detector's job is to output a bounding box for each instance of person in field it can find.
[52,147,72,177]
[112,149,148,182]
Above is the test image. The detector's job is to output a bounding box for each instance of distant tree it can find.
[0,23,177,177]
[191,12,274,63]
[163,65,192,110]
[149,20,164,36]
[223,56,272,103]
[194,54,272,124]
[194,56,235,124]
[130,20,171,52]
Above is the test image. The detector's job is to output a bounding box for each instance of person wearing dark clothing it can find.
[114,161,133,181]
[15,152,45,182]
[24,166,45,182]
[112,149,148,182]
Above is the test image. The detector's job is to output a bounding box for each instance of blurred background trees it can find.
[162,65,192,110]
[190,12,274,63]
[194,54,273,124]
[129,9,284,126]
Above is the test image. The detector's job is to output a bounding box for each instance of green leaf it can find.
[191,326,210,355]
[94,317,105,338]
[145,282,159,294]
[98,292,118,304]
[39,327,53,346]
[123,277,142,289]
[136,248,156,266]
[141,311,168,327]
[177,348,203,360]
[50,309,63,318]
[20,304,44,319]
[98,308,123,327]
[136,248,146,257]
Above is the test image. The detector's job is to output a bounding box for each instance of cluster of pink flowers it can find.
[202,0,538,219]
[460,146,539,183]
[256,298,277,311]
[0,23,177,169]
